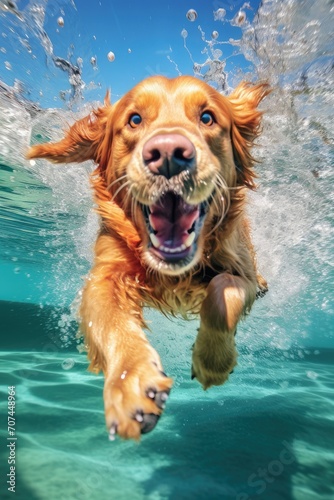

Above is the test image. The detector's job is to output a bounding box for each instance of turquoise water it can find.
[1,303,334,499]
[1,0,334,499]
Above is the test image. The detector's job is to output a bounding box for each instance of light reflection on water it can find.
[0,347,333,499]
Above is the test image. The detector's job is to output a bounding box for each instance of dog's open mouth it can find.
[142,192,207,265]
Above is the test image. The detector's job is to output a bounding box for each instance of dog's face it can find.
[27,76,269,276]
[108,77,238,275]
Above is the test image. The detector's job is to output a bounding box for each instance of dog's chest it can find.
[143,273,211,317]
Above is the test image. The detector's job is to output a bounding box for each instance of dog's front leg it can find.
[192,273,256,389]
[79,240,172,440]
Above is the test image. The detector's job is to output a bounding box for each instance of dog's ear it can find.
[228,82,271,189]
[27,92,112,166]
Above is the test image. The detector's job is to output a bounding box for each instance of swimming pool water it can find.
[1,0,334,498]
[1,300,334,499]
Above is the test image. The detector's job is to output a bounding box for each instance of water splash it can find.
[240,0,334,85]
[0,0,333,353]
[181,25,231,92]
[180,4,255,92]
[0,0,23,20]
[237,0,334,350]
[1,0,84,107]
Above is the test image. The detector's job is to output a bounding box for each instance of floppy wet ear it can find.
[27,92,112,165]
[228,82,271,189]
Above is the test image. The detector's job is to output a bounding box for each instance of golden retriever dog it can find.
[27,75,270,440]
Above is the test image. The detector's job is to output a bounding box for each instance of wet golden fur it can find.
[27,76,269,440]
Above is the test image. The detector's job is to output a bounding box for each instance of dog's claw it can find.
[108,423,118,441]
[147,388,156,399]
[191,365,196,380]
[140,413,160,434]
[106,364,172,440]
[146,387,170,408]
[130,387,170,435]
[155,390,170,409]
[134,411,144,423]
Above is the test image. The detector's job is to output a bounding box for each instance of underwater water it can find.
[0,0,333,499]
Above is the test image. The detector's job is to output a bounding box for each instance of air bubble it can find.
[107,51,115,62]
[62,358,75,370]
[232,10,246,26]
[76,343,87,354]
[57,16,64,27]
[90,56,97,67]
[212,49,223,59]
[213,8,226,21]
[186,9,197,22]
[181,29,188,39]
[211,31,219,39]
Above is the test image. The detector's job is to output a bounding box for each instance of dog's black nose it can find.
[143,133,196,179]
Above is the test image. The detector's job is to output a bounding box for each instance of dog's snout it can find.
[142,134,195,178]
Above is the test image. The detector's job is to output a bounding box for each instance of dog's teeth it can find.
[148,215,156,230]
[150,233,160,248]
[150,232,195,253]
[185,231,196,248]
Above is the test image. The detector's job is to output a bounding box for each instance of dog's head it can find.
[27,76,269,276]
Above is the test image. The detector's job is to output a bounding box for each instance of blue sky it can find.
[0,0,261,107]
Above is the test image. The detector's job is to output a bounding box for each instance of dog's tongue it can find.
[149,193,199,247]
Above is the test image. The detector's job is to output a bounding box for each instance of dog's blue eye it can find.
[200,112,214,126]
[129,113,142,127]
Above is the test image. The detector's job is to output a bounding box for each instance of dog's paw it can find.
[103,352,172,441]
[191,340,237,390]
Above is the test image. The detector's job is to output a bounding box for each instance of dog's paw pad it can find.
[191,361,235,389]
[104,357,173,440]
[106,385,171,440]
[136,413,160,434]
